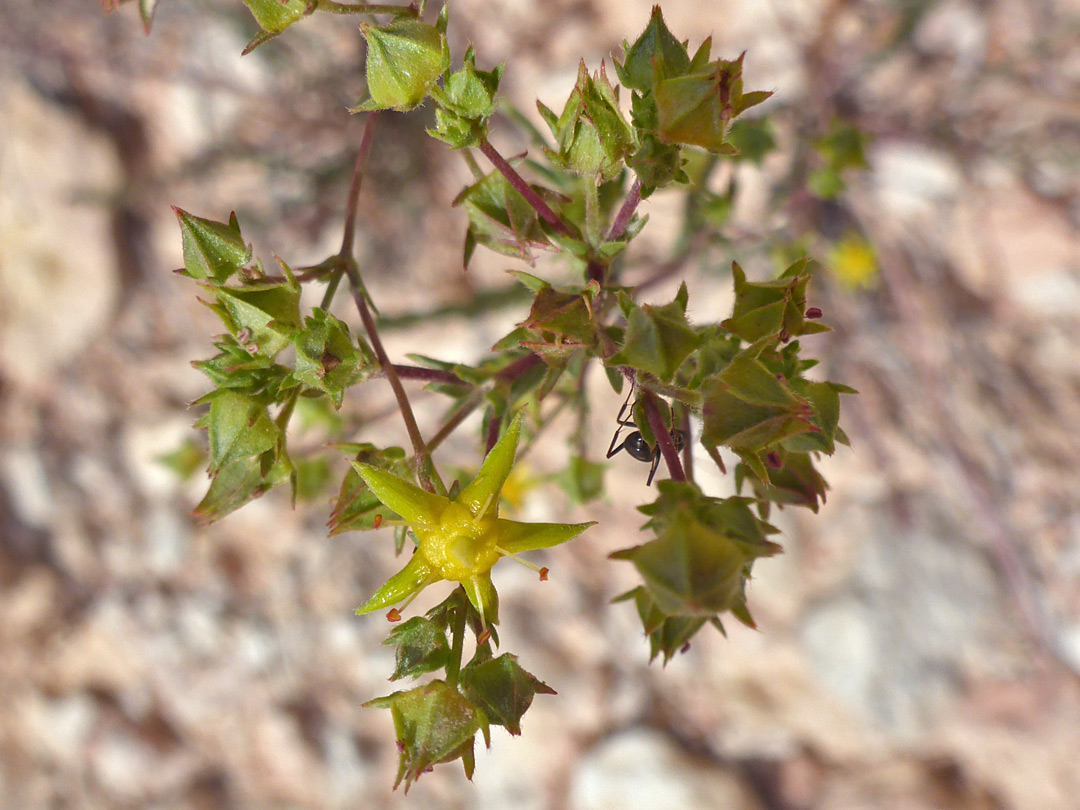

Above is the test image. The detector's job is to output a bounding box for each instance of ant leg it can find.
[606,424,627,458]
[646,451,662,486]
[607,381,637,458]
[613,381,635,427]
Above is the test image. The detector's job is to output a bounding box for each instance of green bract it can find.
[354,19,450,112]
[353,417,594,625]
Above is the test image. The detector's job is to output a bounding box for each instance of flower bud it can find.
[354,19,450,112]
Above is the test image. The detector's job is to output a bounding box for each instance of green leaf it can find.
[174,208,250,283]
[739,450,829,512]
[627,133,685,196]
[138,0,159,33]
[355,19,450,112]
[289,309,376,408]
[365,680,482,792]
[521,287,600,348]
[460,653,556,735]
[357,552,435,615]
[427,46,504,149]
[616,586,708,664]
[241,0,308,34]
[537,61,635,181]
[192,450,293,525]
[614,6,690,92]
[457,416,521,518]
[454,169,551,266]
[197,391,280,475]
[654,53,772,154]
[606,284,701,382]
[352,462,448,529]
[384,616,451,681]
[612,517,745,617]
[700,379,817,453]
[205,270,302,358]
[720,260,829,342]
[328,445,409,535]
[717,340,800,408]
[614,482,781,624]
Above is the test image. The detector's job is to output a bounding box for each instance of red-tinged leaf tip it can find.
[387,608,402,622]
[539,567,549,581]
[806,307,823,319]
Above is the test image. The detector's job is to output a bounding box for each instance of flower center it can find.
[421,502,500,582]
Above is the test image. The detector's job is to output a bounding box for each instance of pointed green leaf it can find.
[174,208,250,283]
[457,416,521,517]
[460,653,556,735]
[615,5,690,91]
[365,680,481,792]
[199,391,279,474]
[241,0,308,34]
[494,519,595,554]
[461,572,500,628]
[384,616,451,681]
[353,463,448,529]
[357,552,435,614]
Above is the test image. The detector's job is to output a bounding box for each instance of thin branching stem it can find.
[340,113,444,494]
[426,388,486,454]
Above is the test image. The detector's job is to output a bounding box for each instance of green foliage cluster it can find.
[143,0,855,789]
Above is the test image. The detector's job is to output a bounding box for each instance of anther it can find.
[386,608,402,622]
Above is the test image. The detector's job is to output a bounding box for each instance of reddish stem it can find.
[586,177,642,285]
[495,351,541,382]
[607,177,642,241]
[392,364,467,386]
[642,392,685,483]
[478,139,576,239]
[485,414,502,454]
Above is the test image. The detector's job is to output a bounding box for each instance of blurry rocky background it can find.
[2,0,1080,808]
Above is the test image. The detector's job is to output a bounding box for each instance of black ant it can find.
[606,386,686,485]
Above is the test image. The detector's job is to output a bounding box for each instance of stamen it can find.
[475,489,497,518]
[373,514,383,529]
[496,546,549,580]
[477,628,492,646]
[385,575,435,622]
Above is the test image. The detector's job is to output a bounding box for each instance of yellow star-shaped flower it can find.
[353,417,594,626]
